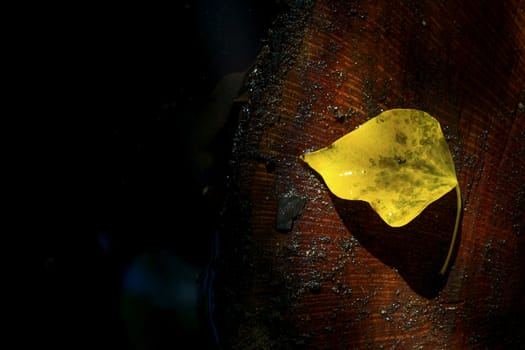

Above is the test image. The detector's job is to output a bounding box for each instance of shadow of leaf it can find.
[332,188,461,298]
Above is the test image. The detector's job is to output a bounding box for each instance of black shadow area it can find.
[332,188,461,298]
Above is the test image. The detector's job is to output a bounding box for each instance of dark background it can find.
[28,1,280,349]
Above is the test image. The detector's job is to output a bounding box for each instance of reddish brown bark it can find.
[216,1,525,348]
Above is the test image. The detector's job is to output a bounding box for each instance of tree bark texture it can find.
[216,1,525,349]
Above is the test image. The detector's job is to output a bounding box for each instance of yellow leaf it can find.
[300,108,461,274]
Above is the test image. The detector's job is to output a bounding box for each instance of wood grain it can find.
[216,1,525,348]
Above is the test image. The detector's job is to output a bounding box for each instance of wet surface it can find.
[214,0,525,348]
[276,193,307,232]
[25,0,525,349]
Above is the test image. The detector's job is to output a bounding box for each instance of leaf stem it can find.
[439,184,462,275]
